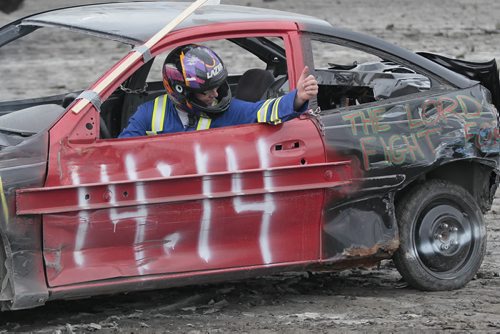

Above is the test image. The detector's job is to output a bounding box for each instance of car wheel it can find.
[393,179,486,291]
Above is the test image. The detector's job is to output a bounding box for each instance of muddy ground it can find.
[0,0,500,333]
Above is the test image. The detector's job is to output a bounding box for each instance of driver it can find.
[118,44,318,137]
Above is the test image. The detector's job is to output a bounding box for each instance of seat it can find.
[235,68,276,102]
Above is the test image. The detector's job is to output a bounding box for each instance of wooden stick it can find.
[72,0,213,114]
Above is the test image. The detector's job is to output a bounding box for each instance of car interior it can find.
[96,36,430,139]
[96,36,291,139]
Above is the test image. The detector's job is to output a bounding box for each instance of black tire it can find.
[393,179,486,291]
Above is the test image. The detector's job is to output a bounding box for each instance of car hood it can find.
[0,104,65,140]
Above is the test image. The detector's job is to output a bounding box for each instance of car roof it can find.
[3,1,472,89]
[15,1,332,45]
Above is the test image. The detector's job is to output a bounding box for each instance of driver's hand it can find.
[294,66,318,109]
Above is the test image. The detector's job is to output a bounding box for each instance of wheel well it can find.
[395,160,498,213]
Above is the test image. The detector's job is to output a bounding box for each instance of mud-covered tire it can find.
[393,179,486,291]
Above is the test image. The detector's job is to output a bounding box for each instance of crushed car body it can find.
[0,1,498,310]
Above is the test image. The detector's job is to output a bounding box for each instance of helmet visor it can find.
[190,81,231,116]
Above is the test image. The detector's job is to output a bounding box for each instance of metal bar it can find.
[16,162,352,215]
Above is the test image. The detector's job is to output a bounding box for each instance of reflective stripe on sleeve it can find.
[270,96,284,125]
[196,116,212,130]
[257,98,275,123]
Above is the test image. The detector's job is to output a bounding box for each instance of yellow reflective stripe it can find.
[151,97,160,134]
[270,96,283,124]
[196,117,212,130]
[257,98,275,123]
[158,95,167,131]
[150,95,168,135]
[0,177,8,224]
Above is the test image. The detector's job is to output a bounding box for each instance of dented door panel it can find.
[36,118,338,286]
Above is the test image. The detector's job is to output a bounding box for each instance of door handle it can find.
[273,140,303,151]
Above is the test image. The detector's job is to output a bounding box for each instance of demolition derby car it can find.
[0,1,498,311]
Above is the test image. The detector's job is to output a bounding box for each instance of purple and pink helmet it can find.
[162,44,231,116]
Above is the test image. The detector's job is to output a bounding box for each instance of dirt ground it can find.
[0,0,500,333]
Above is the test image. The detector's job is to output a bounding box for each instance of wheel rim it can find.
[413,200,479,279]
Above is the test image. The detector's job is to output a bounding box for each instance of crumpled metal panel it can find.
[317,61,431,103]
[321,85,499,175]
[323,194,398,260]
[0,132,49,310]
[418,52,500,111]
[319,84,499,262]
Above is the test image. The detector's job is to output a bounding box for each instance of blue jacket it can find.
[119,90,306,137]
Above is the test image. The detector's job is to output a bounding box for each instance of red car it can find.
[0,1,498,310]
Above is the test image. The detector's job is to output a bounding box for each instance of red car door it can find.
[18,115,351,287]
[16,22,352,288]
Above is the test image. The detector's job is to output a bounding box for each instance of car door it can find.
[15,25,354,287]
[21,116,338,287]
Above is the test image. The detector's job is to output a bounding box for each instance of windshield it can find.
[0,26,130,102]
[0,24,131,138]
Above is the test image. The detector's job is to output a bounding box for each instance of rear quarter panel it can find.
[318,85,499,261]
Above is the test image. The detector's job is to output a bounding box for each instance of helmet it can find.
[162,44,231,116]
